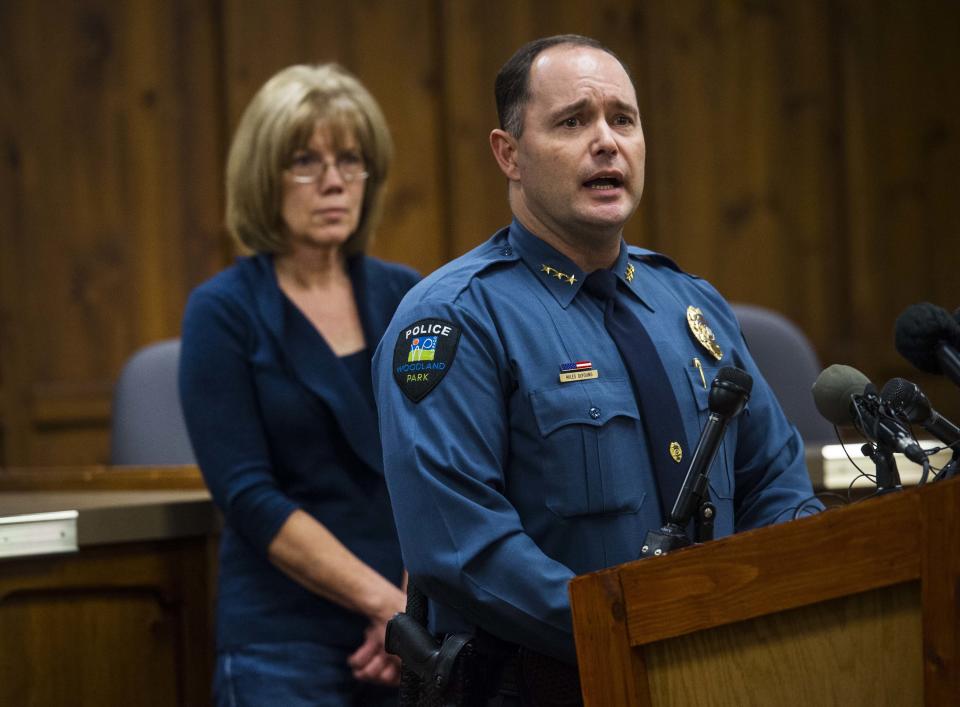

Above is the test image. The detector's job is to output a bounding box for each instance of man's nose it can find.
[591,121,619,155]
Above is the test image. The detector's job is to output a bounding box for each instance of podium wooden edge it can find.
[570,569,652,706]
[920,478,960,703]
[570,476,960,706]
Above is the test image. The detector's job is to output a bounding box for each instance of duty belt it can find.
[385,583,582,706]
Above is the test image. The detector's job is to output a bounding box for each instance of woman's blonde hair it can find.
[225,64,393,256]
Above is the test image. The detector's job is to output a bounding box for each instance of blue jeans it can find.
[213,641,398,707]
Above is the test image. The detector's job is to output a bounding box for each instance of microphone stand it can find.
[640,459,713,558]
[861,443,902,494]
[697,500,716,543]
[937,451,958,481]
[640,368,751,558]
[639,521,689,558]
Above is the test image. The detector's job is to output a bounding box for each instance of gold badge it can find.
[540,264,577,285]
[669,442,683,463]
[686,306,723,361]
[625,263,635,283]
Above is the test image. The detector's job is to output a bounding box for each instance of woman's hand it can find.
[347,619,402,686]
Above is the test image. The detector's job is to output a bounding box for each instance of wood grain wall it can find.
[2,0,958,466]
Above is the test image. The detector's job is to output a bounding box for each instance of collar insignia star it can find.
[540,264,577,286]
[625,263,635,283]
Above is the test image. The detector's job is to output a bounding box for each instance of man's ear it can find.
[489,129,520,180]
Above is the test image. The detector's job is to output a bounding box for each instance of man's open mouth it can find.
[584,176,622,190]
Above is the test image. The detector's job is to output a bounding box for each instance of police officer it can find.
[373,34,819,705]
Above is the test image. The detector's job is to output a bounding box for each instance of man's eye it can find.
[561,117,580,128]
[613,115,634,126]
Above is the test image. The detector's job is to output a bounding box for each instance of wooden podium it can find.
[569,476,960,706]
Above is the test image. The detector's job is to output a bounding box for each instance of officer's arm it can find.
[729,337,823,529]
[374,302,577,664]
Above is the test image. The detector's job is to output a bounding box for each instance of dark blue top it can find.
[374,220,820,663]
[180,253,419,650]
[340,348,374,409]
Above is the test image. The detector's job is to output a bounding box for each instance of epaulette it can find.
[415,227,520,302]
[627,245,700,279]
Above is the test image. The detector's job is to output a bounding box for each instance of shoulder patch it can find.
[392,318,461,403]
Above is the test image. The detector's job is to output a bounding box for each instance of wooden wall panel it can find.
[220,0,446,274]
[638,1,845,326]
[838,0,960,409]
[2,0,959,465]
[348,0,446,272]
[0,0,223,465]
[441,0,652,257]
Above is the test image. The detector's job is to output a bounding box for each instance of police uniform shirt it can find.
[373,219,817,665]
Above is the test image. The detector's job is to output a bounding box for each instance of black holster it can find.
[386,582,581,706]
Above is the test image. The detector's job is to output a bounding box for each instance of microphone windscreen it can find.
[708,366,753,416]
[894,303,960,373]
[812,364,870,425]
[880,377,913,407]
[880,376,931,424]
[716,366,753,394]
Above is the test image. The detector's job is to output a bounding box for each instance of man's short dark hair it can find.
[494,34,632,137]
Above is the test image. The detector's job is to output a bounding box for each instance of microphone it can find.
[668,366,752,524]
[811,364,870,427]
[894,303,960,389]
[811,364,926,465]
[880,377,960,449]
[640,367,752,557]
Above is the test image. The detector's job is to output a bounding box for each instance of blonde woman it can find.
[180,64,417,706]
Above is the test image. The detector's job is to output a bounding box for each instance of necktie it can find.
[582,269,689,523]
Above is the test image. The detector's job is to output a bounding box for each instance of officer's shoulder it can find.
[626,245,701,280]
[407,227,520,304]
[627,245,734,303]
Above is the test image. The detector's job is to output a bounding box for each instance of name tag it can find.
[559,369,599,383]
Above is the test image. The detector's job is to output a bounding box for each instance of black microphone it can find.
[640,367,752,557]
[811,364,926,464]
[894,303,960,389]
[668,366,752,524]
[880,377,960,449]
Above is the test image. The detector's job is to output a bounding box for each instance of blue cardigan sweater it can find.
[179,253,419,649]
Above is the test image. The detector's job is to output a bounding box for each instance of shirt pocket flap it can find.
[685,359,752,419]
[530,378,640,437]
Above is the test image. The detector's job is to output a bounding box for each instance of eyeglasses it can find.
[287,150,369,184]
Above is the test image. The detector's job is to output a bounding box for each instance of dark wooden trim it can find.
[920,477,960,705]
[0,466,205,491]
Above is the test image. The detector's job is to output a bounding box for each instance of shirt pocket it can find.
[683,358,737,500]
[530,378,648,518]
